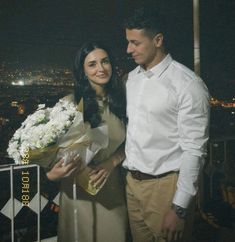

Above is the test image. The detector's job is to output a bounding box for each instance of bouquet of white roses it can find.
[7,96,108,172]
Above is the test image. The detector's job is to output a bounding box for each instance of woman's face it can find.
[83,48,112,92]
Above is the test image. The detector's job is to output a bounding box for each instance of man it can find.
[122,7,210,242]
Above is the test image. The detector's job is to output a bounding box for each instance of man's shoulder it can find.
[170,60,209,97]
[127,66,140,79]
[169,60,205,88]
[171,60,197,80]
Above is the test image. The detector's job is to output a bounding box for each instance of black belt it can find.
[129,170,178,181]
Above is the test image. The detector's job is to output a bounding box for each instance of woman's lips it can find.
[97,74,108,78]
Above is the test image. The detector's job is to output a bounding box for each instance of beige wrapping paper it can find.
[28,97,108,195]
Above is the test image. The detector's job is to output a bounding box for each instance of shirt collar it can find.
[137,54,173,79]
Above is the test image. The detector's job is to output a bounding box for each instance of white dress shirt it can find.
[123,54,210,208]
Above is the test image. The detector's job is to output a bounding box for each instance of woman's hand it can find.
[89,159,115,189]
[46,155,82,181]
[88,143,125,189]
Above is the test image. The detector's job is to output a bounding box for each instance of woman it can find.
[46,41,128,242]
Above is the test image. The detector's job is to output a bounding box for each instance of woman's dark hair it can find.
[74,41,126,128]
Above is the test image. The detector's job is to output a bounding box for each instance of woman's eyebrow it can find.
[87,60,97,64]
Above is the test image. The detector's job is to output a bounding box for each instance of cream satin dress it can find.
[57,98,127,242]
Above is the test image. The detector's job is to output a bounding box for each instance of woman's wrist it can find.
[46,170,57,181]
[111,151,125,168]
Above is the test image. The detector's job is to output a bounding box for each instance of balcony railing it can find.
[0,137,234,241]
[198,137,235,228]
[0,163,59,242]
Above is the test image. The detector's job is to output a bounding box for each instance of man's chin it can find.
[133,59,142,65]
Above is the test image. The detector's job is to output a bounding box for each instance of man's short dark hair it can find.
[124,7,166,39]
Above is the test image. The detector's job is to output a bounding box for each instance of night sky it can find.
[0,0,234,98]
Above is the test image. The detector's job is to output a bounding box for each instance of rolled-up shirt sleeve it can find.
[173,78,210,208]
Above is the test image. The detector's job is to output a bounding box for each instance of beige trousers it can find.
[126,172,194,242]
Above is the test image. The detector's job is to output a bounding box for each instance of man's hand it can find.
[161,209,185,242]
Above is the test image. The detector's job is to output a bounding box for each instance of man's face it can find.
[126,28,159,69]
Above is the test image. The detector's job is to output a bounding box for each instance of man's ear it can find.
[154,33,164,48]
